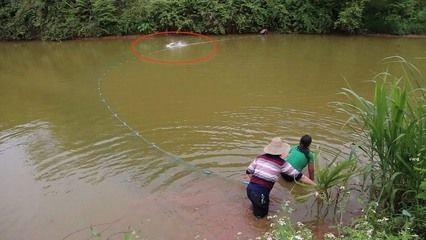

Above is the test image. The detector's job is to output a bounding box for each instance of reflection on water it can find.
[0,35,424,239]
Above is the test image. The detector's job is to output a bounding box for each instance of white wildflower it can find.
[284,200,290,207]
[314,192,319,197]
[367,229,373,237]
[237,232,242,235]
[324,233,336,239]
[277,218,286,226]
[297,222,304,227]
[293,235,303,240]
[339,186,345,190]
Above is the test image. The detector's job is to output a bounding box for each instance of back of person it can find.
[282,135,315,181]
[248,153,301,189]
[286,146,314,172]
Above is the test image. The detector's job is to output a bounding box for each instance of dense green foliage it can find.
[336,57,426,238]
[0,0,425,40]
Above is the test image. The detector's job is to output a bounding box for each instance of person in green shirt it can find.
[282,135,315,181]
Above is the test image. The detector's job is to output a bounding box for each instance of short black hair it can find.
[299,135,312,148]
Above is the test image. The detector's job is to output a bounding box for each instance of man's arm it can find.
[300,175,315,185]
[282,162,315,185]
[246,159,257,180]
[308,163,315,181]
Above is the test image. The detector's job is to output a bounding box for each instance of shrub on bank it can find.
[1,0,425,40]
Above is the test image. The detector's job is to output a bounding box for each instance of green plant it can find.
[263,201,313,240]
[334,0,367,33]
[336,202,420,240]
[296,150,358,221]
[93,0,118,35]
[336,57,426,212]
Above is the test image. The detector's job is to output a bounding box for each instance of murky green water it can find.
[0,35,424,239]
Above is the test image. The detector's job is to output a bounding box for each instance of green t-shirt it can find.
[286,146,314,172]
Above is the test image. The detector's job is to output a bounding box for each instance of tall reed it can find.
[335,57,426,211]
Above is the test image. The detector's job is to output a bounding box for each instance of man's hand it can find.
[246,174,252,181]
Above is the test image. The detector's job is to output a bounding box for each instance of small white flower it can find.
[293,235,303,240]
[324,233,336,239]
[237,232,242,235]
[314,192,319,197]
[297,221,304,227]
[367,229,373,237]
[277,219,286,226]
[339,186,345,190]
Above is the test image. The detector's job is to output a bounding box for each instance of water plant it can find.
[335,57,426,237]
[336,57,426,211]
[296,149,359,221]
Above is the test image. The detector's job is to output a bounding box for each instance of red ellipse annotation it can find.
[130,31,220,65]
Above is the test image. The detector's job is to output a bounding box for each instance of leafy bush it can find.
[1,0,425,40]
[93,0,118,35]
[227,0,267,33]
[336,57,426,237]
[335,0,368,33]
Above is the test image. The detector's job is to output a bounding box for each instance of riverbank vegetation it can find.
[265,58,426,239]
[1,0,425,40]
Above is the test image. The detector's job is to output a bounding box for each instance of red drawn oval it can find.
[130,31,220,65]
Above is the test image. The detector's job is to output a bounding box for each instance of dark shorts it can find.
[281,172,303,182]
[246,183,270,218]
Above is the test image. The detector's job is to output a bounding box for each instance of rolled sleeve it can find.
[246,159,257,174]
[281,162,302,180]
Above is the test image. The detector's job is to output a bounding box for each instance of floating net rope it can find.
[96,34,261,177]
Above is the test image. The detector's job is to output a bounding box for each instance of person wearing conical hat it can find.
[246,137,315,218]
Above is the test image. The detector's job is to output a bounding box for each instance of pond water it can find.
[0,34,424,239]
